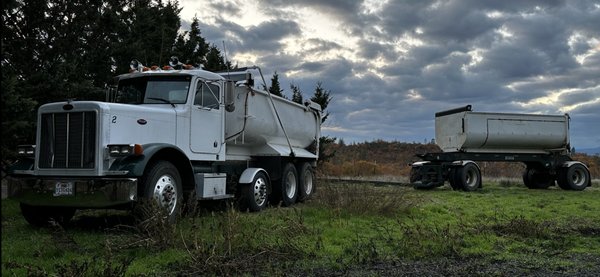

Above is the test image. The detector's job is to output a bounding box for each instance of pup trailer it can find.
[410,105,591,191]
[7,59,322,226]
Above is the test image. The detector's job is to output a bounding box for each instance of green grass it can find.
[2,181,600,276]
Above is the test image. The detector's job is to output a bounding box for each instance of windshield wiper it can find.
[147,97,175,107]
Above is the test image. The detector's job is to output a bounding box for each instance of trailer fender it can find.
[451,160,480,169]
[411,161,430,168]
[560,161,589,170]
[239,168,270,184]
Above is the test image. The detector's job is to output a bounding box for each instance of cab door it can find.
[190,79,223,155]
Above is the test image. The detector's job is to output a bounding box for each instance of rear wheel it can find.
[271,163,298,207]
[558,164,590,191]
[239,171,269,212]
[20,203,76,227]
[297,162,315,202]
[454,163,481,191]
[448,168,462,190]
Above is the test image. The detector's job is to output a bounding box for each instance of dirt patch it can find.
[289,254,600,276]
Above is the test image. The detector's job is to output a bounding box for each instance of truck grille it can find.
[38,112,97,169]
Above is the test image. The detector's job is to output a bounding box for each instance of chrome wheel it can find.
[152,174,178,215]
[253,176,268,207]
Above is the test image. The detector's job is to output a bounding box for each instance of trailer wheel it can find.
[558,164,590,191]
[455,163,481,191]
[141,161,182,223]
[409,167,422,183]
[20,203,75,227]
[239,171,269,212]
[523,168,554,189]
[297,162,315,202]
[448,168,462,190]
[272,163,298,207]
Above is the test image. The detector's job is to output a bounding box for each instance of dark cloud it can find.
[188,0,600,148]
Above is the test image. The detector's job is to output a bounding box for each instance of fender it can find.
[411,161,430,168]
[239,168,270,184]
[560,161,589,169]
[108,143,191,177]
[451,160,480,169]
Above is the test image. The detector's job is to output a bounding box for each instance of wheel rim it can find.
[465,168,477,187]
[152,174,177,215]
[571,168,586,187]
[303,170,313,195]
[253,177,268,206]
[285,171,297,199]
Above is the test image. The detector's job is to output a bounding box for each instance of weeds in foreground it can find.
[313,182,422,217]
[176,207,321,276]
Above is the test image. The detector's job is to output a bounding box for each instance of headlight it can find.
[17,145,35,157]
[107,144,143,157]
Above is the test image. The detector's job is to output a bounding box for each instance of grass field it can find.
[2,180,600,276]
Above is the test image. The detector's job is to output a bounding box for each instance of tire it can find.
[20,203,75,227]
[558,164,590,191]
[455,163,481,192]
[409,167,421,183]
[448,168,462,190]
[239,171,269,212]
[523,168,554,189]
[272,163,298,207]
[141,161,182,223]
[297,162,316,202]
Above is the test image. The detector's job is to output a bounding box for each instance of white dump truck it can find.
[411,105,591,191]
[7,59,322,225]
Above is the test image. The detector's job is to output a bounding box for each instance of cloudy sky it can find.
[179,0,600,149]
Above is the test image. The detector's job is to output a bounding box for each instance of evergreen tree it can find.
[172,16,209,66]
[204,44,229,71]
[290,83,303,104]
[310,82,335,163]
[265,72,284,97]
[311,82,332,123]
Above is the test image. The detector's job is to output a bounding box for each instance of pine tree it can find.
[310,82,335,162]
[311,82,332,124]
[290,83,303,104]
[204,45,229,71]
[172,16,209,66]
[264,72,284,97]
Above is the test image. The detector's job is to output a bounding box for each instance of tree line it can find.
[1,0,334,165]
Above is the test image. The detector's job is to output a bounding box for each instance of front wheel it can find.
[454,163,481,192]
[20,203,76,227]
[141,161,182,223]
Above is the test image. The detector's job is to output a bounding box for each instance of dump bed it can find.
[435,105,570,154]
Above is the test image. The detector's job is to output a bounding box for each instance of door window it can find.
[194,81,220,109]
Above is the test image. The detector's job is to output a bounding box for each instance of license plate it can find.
[54,182,74,196]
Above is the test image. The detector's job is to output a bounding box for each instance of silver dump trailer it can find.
[7,61,321,226]
[411,105,591,191]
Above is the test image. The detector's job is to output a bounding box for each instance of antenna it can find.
[222,41,231,79]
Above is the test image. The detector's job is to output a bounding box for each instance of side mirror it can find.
[225,81,235,112]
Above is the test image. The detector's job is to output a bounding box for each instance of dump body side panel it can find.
[436,110,569,154]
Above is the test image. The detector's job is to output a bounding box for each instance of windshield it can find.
[114,75,191,104]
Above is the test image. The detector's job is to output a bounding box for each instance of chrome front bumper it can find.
[7,176,138,208]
